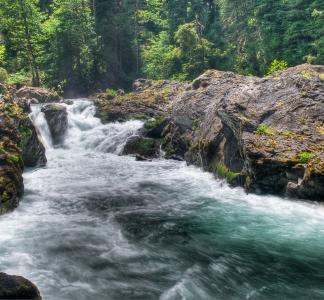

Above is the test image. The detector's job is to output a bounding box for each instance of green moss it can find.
[214,163,240,183]
[319,73,324,81]
[192,119,201,130]
[297,152,314,164]
[18,126,33,147]
[256,124,274,136]
[9,155,20,163]
[144,116,163,130]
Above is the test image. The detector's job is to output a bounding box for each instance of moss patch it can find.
[214,163,241,183]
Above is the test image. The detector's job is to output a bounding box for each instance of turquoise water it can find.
[0,100,323,300]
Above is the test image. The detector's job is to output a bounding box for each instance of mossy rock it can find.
[123,136,160,158]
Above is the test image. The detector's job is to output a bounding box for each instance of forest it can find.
[0,0,324,94]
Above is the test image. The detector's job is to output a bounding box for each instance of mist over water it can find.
[1,99,324,300]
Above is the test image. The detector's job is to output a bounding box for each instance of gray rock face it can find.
[17,86,61,103]
[165,65,324,200]
[41,104,68,145]
[0,273,42,300]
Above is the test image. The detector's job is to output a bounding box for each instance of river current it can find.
[0,99,324,300]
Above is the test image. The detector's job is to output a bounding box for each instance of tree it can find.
[0,0,45,86]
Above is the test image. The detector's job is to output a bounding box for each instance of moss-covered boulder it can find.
[123,136,160,159]
[0,273,42,300]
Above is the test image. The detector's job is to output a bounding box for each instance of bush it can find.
[0,67,8,83]
[6,72,32,87]
[267,59,288,75]
[105,88,118,99]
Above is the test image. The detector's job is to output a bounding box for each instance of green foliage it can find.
[6,72,32,87]
[0,45,6,65]
[105,89,118,99]
[256,124,275,136]
[267,60,288,75]
[298,152,314,164]
[0,0,323,91]
[0,68,8,84]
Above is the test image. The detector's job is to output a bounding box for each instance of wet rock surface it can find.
[41,103,68,145]
[0,85,47,214]
[96,64,324,200]
[0,273,42,300]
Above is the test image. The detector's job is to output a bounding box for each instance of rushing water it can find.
[0,99,324,300]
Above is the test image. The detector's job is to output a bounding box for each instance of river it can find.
[0,99,324,300]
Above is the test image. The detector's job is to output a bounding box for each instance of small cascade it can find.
[30,105,53,149]
[31,99,143,154]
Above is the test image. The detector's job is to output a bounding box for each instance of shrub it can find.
[256,124,274,136]
[6,72,32,87]
[105,88,118,100]
[298,152,314,164]
[0,67,8,83]
[267,59,288,75]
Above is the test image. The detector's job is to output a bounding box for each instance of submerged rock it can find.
[97,64,324,200]
[0,273,42,300]
[17,86,61,103]
[41,104,68,145]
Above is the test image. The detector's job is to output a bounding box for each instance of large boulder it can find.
[0,273,42,299]
[41,104,68,145]
[17,86,61,103]
[164,65,324,200]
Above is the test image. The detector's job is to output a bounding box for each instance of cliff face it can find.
[96,65,324,200]
[0,84,47,214]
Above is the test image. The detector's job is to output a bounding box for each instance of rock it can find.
[19,117,47,167]
[95,80,184,123]
[123,136,160,159]
[60,99,74,105]
[0,273,42,300]
[0,85,47,214]
[41,104,68,145]
[0,83,8,95]
[17,86,61,103]
[165,64,324,200]
[101,64,324,201]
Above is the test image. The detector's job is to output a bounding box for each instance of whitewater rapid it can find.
[0,99,324,300]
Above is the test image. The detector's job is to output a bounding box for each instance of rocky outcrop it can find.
[95,79,185,123]
[17,86,61,104]
[96,64,324,200]
[41,104,68,145]
[0,273,42,299]
[0,85,47,214]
